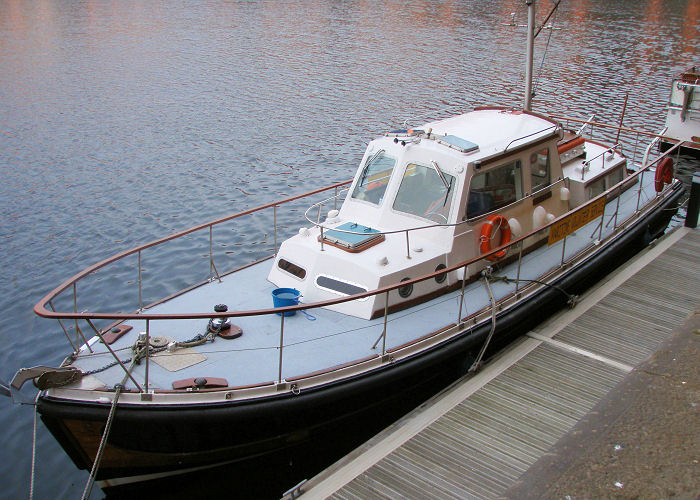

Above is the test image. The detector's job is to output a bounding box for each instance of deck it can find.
[67,175,665,394]
[293,225,700,499]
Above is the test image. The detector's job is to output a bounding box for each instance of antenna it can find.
[524,0,536,111]
[503,0,562,111]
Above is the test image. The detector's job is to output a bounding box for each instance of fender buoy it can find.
[479,214,512,261]
[654,157,674,193]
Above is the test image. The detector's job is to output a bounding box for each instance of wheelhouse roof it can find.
[420,108,560,160]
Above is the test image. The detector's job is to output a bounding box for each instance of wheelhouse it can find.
[267,108,594,319]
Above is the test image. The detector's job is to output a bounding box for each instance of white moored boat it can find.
[2,1,685,496]
[661,65,700,156]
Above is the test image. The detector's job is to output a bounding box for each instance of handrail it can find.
[549,114,678,143]
[576,114,596,135]
[304,179,568,238]
[33,179,352,317]
[503,124,558,152]
[34,142,680,323]
[581,144,620,180]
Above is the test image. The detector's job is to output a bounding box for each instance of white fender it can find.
[533,205,547,229]
[560,186,570,201]
[456,265,469,281]
[507,217,522,238]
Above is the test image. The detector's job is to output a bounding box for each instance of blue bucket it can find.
[271,288,300,316]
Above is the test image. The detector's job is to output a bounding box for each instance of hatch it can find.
[435,135,479,153]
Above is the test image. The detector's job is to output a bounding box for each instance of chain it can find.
[83,320,222,376]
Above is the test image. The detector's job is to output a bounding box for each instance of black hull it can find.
[38,184,683,495]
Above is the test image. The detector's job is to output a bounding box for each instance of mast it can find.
[524,0,535,110]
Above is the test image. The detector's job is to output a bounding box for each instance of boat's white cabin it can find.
[664,66,700,146]
[268,108,626,319]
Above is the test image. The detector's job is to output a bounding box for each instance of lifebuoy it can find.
[654,157,674,193]
[479,214,512,261]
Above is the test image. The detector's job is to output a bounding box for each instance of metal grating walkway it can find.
[299,227,700,500]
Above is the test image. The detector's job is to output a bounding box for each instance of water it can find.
[0,0,697,498]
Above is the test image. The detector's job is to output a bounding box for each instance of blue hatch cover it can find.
[322,222,383,249]
[437,135,479,153]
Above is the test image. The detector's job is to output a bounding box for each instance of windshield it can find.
[393,163,456,223]
[351,151,395,205]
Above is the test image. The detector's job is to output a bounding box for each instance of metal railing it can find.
[581,144,621,180]
[34,131,683,394]
[303,179,569,259]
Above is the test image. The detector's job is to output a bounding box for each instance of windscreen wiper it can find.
[430,160,449,190]
[359,149,385,186]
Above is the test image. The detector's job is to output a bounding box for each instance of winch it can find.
[209,303,243,339]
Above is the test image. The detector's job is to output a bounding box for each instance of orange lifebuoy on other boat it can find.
[479,214,511,261]
[654,157,674,193]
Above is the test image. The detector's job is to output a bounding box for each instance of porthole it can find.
[434,264,447,284]
[398,277,413,298]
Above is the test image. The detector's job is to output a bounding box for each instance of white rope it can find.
[81,375,126,500]
[29,392,40,500]
[469,272,498,372]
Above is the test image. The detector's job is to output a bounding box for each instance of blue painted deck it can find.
[70,175,662,392]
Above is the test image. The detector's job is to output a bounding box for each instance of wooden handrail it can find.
[34,140,681,322]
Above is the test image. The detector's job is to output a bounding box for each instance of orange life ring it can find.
[654,157,674,193]
[479,214,511,261]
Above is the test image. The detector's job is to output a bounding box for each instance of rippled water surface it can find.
[1,0,698,498]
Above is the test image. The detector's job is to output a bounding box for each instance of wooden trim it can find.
[35,179,353,316]
[387,323,457,354]
[101,325,132,345]
[172,377,229,390]
[370,280,463,320]
[34,144,681,323]
[157,380,274,394]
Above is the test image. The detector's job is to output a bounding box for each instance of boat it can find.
[660,65,700,157]
[1,1,685,496]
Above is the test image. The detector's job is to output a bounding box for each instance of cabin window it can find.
[587,176,606,198]
[277,258,306,280]
[530,148,550,193]
[316,275,367,297]
[351,151,396,205]
[467,160,523,218]
[393,163,456,223]
[607,166,624,188]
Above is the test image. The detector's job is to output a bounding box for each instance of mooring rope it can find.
[29,392,40,500]
[80,367,130,500]
[79,324,222,497]
[469,270,498,372]
[84,321,221,377]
